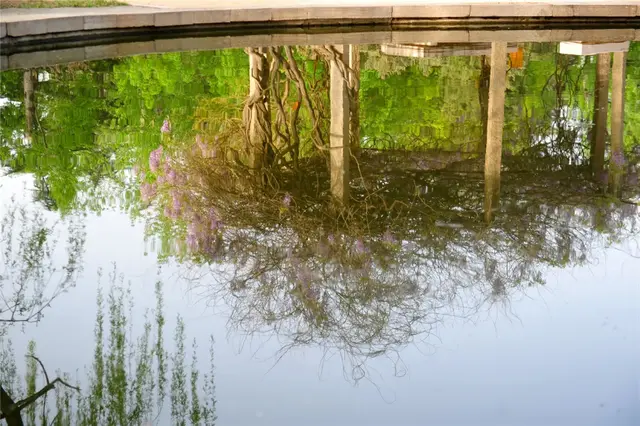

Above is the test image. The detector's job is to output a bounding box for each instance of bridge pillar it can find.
[591,53,610,179]
[330,45,352,205]
[484,42,508,223]
[610,51,627,195]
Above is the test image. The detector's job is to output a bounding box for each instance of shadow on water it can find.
[1,35,640,423]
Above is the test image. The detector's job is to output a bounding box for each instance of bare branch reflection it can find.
[133,44,640,383]
[0,201,86,332]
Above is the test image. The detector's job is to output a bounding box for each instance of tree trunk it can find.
[247,47,272,177]
[1,385,25,426]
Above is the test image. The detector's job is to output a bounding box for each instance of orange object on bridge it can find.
[509,47,525,69]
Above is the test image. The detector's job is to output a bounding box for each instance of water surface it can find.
[1,39,639,425]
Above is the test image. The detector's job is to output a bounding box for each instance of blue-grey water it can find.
[1,40,639,425]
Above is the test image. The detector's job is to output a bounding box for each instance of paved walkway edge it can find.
[3,27,640,71]
[1,4,640,40]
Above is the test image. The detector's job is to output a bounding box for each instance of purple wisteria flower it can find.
[171,191,182,213]
[208,208,223,230]
[283,193,292,207]
[149,146,163,172]
[140,182,157,202]
[354,239,367,255]
[166,169,177,184]
[160,191,182,219]
[186,232,198,252]
[161,119,171,134]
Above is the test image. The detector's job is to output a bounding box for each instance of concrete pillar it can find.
[247,47,271,173]
[483,42,508,223]
[591,53,610,179]
[330,45,351,205]
[479,55,491,147]
[609,51,627,194]
[347,45,360,156]
[23,69,36,141]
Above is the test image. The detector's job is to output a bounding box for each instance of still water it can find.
[1,39,639,425]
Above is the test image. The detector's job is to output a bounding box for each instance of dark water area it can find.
[0,39,639,425]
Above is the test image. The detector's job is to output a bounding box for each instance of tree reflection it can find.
[131,44,640,382]
[0,269,217,426]
[163,152,638,381]
[2,41,639,386]
[0,202,85,331]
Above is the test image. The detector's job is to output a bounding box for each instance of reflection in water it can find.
[591,52,610,179]
[483,42,508,223]
[23,70,36,144]
[1,38,639,423]
[133,42,639,380]
[611,51,628,195]
[0,270,218,425]
[247,47,272,176]
[0,203,85,330]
